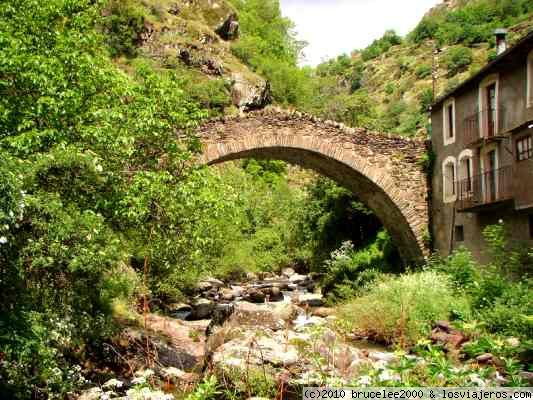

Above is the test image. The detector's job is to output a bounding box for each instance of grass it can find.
[337,271,471,348]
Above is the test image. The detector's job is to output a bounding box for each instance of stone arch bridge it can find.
[196,108,429,264]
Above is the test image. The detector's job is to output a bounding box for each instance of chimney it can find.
[495,29,508,55]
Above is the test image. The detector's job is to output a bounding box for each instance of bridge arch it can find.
[197,108,429,264]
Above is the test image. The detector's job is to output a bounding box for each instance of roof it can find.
[432,29,533,108]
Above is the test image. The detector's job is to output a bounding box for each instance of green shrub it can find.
[321,232,398,302]
[361,30,402,61]
[434,248,480,291]
[418,87,434,112]
[338,271,471,347]
[415,64,432,79]
[479,279,533,339]
[102,0,146,57]
[444,46,473,77]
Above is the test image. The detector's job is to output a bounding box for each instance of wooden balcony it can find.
[456,165,514,212]
[463,107,508,147]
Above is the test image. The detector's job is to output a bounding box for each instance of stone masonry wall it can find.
[196,107,429,264]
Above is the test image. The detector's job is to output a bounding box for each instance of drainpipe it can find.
[495,29,508,56]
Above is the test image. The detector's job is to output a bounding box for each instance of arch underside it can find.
[205,145,425,264]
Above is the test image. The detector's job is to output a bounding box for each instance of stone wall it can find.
[196,107,429,264]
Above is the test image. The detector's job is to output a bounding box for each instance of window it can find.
[443,99,455,145]
[486,150,497,202]
[458,149,474,195]
[447,104,454,138]
[455,225,465,242]
[442,156,457,202]
[517,136,532,161]
[486,83,497,137]
[526,51,533,107]
[529,215,533,239]
[479,75,499,139]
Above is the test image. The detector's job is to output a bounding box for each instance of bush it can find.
[444,46,473,77]
[102,0,146,57]
[338,271,471,347]
[433,248,480,291]
[361,30,402,61]
[321,231,399,302]
[480,279,533,339]
[415,64,432,79]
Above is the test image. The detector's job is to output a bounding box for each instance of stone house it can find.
[431,30,533,263]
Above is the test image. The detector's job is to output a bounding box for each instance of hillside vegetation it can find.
[298,0,533,136]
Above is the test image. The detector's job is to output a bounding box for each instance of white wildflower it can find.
[0,236,7,245]
[161,367,183,378]
[103,378,123,388]
[469,373,486,386]
[95,164,103,172]
[136,369,155,378]
[100,392,113,400]
[378,368,400,382]
[131,376,146,385]
[357,375,372,386]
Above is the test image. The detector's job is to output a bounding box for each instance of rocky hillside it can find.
[303,0,533,137]
[103,0,533,136]
[104,0,271,113]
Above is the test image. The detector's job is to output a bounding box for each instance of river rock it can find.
[230,285,245,298]
[245,271,258,281]
[282,267,296,277]
[229,301,286,331]
[191,298,215,319]
[265,286,283,302]
[289,274,309,284]
[272,302,300,322]
[244,288,266,303]
[213,329,299,369]
[368,350,397,363]
[430,322,467,349]
[144,315,208,372]
[297,293,324,307]
[196,281,213,292]
[311,307,335,318]
[220,287,235,301]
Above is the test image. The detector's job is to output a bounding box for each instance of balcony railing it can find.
[456,165,514,211]
[463,107,507,147]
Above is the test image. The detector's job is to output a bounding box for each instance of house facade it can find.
[431,31,533,263]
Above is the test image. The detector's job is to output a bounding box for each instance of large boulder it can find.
[191,298,215,320]
[243,287,266,303]
[167,303,192,319]
[144,315,209,372]
[311,307,335,318]
[231,73,271,111]
[229,301,287,331]
[296,293,324,307]
[215,12,239,40]
[430,321,468,349]
[212,329,299,369]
